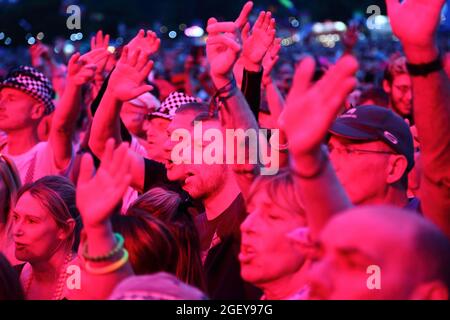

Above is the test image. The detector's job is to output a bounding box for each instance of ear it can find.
[382,79,391,94]
[409,281,449,300]
[386,154,408,184]
[30,102,46,120]
[58,218,76,241]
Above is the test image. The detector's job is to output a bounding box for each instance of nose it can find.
[240,210,259,235]
[12,219,24,238]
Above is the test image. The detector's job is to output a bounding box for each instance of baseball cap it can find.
[329,105,414,171]
[108,272,208,300]
[1,66,55,115]
[149,91,200,121]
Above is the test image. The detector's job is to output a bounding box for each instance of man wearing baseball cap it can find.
[327,105,418,210]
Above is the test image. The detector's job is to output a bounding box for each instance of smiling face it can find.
[12,192,65,263]
[240,177,307,288]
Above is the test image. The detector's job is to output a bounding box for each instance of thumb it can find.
[130,85,154,99]
[77,153,95,186]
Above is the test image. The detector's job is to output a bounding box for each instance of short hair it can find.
[17,176,81,252]
[247,169,305,217]
[358,87,389,107]
[383,53,409,84]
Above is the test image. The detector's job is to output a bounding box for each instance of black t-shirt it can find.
[195,194,262,300]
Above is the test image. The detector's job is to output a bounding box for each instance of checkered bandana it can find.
[149,91,200,120]
[1,66,55,115]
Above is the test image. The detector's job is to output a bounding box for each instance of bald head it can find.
[309,205,450,299]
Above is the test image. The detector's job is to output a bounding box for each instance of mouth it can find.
[15,242,27,250]
[239,243,257,264]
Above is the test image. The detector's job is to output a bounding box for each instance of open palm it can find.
[108,46,153,101]
[76,140,132,229]
[279,56,359,156]
[386,0,445,48]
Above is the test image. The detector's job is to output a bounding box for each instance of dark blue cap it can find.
[329,106,415,172]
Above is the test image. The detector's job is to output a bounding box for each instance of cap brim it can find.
[148,112,172,120]
[329,122,379,141]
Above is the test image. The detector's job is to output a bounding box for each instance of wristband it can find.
[85,249,129,275]
[406,54,443,76]
[82,233,124,262]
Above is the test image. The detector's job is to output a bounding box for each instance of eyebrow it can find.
[12,211,42,221]
[335,247,377,264]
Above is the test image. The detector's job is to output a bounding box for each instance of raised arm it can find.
[49,48,109,170]
[279,55,358,239]
[386,0,450,237]
[73,139,133,300]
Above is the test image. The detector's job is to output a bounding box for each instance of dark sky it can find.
[0,0,386,45]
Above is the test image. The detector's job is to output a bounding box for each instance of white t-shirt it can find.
[1,141,73,184]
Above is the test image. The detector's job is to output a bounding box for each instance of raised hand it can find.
[206,18,242,88]
[67,48,110,86]
[386,0,445,62]
[241,11,276,71]
[127,29,161,57]
[235,1,254,31]
[262,37,281,85]
[76,139,132,229]
[29,42,51,67]
[107,46,154,101]
[90,30,111,78]
[279,55,359,156]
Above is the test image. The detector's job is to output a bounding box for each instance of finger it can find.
[254,11,265,30]
[130,85,154,99]
[101,138,115,169]
[207,34,241,52]
[319,55,359,99]
[235,1,254,29]
[242,22,251,42]
[326,78,357,122]
[269,18,276,31]
[140,60,154,78]
[207,22,238,35]
[110,142,129,174]
[129,49,141,67]
[290,56,316,96]
[136,51,150,70]
[119,46,129,64]
[96,30,103,47]
[103,34,110,48]
[68,52,81,67]
[262,12,272,31]
[77,153,95,185]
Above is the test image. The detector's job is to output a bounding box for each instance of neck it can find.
[203,172,241,221]
[363,185,409,208]
[30,247,71,283]
[262,259,311,300]
[5,127,39,155]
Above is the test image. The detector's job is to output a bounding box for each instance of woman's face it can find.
[12,192,64,263]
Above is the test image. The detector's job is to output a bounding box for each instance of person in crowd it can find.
[0,253,24,300]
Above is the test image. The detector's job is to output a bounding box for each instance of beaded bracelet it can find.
[82,233,124,262]
[85,249,129,275]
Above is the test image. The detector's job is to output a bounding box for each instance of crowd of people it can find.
[0,0,449,300]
